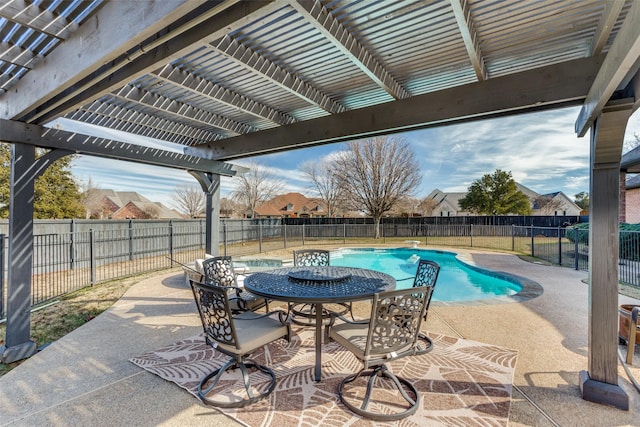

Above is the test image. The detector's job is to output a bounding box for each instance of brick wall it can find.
[626,187,640,224]
[112,203,149,219]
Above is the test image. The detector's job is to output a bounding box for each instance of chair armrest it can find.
[327,311,370,326]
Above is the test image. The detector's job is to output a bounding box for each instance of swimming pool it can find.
[330,248,523,303]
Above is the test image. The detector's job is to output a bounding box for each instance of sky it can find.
[67,106,640,211]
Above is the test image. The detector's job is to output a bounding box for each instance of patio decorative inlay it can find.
[130,328,517,426]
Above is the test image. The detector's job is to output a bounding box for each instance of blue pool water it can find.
[330,248,522,302]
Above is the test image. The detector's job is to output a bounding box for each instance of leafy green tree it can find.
[459,169,531,215]
[574,191,589,212]
[0,143,85,219]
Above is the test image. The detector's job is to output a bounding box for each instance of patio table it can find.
[244,266,396,382]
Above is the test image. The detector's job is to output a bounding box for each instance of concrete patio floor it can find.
[0,248,638,426]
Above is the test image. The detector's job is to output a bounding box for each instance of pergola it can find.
[1,0,639,409]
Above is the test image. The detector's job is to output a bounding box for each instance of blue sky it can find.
[68,106,640,209]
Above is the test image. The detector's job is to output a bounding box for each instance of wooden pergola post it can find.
[579,99,634,410]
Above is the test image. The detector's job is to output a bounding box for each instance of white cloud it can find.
[70,107,640,208]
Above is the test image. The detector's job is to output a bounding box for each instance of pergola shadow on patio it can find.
[1,0,640,410]
[0,249,638,426]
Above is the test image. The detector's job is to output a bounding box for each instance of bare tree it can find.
[332,136,422,238]
[534,195,564,215]
[623,132,640,153]
[231,162,284,218]
[143,204,161,219]
[300,158,342,217]
[417,196,438,216]
[81,177,105,219]
[172,184,205,218]
[220,197,241,218]
[388,196,420,217]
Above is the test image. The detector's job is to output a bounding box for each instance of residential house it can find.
[531,191,581,216]
[426,183,581,217]
[253,192,327,218]
[86,189,183,219]
[621,145,640,223]
[426,190,469,217]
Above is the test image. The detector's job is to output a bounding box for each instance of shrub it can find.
[566,223,640,261]
[566,223,589,245]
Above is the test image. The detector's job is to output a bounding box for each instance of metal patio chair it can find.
[201,256,269,313]
[190,280,291,408]
[326,285,435,421]
[289,249,351,325]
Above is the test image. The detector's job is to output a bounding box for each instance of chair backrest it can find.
[293,249,330,266]
[413,259,440,318]
[190,280,239,351]
[202,256,237,287]
[364,286,433,360]
[413,259,440,288]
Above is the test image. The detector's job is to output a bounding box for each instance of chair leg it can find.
[338,365,421,421]
[416,332,434,355]
[291,302,351,326]
[198,356,277,408]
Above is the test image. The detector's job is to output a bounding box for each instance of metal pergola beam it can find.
[153,64,296,126]
[0,119,246,176]
[449,0,487,81]
[210,35,346,114]
[69,102,222,146]
[8,1,279,125]
[575,0,640,136]
[111,84,254,135]
[290,0,410,99]
[188,56,603,160]
[2,0,210,121]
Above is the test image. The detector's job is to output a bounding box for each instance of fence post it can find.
[425,224,428,245]
[283,223,287,249]
[89,229,95,286]
[169,220,174,267]
[511,225,515,252]
[128,219,134,261]
[0,234,4,319]
[531,225,535,257]
[259,222,263,253]
[470,224,473,247]
[574,227,579,270]
[557,226,562,266]
[302,223,305,246]
[70,219,75,270]
[343,222,346,244]
[223,222,228,256]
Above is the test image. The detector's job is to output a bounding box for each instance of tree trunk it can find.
[374,216,381,239]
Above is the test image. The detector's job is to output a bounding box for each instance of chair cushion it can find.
[195,259,205,273]
[330,322,414,362]
[329,322,369,359]
[215,312,288,355]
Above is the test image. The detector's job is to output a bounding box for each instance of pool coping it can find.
[443,251,544,306]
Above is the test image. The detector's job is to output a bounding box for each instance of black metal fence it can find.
[1,218,638,320]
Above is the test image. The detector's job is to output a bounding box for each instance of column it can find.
[1,144,37,363]
[579,99,634,409]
